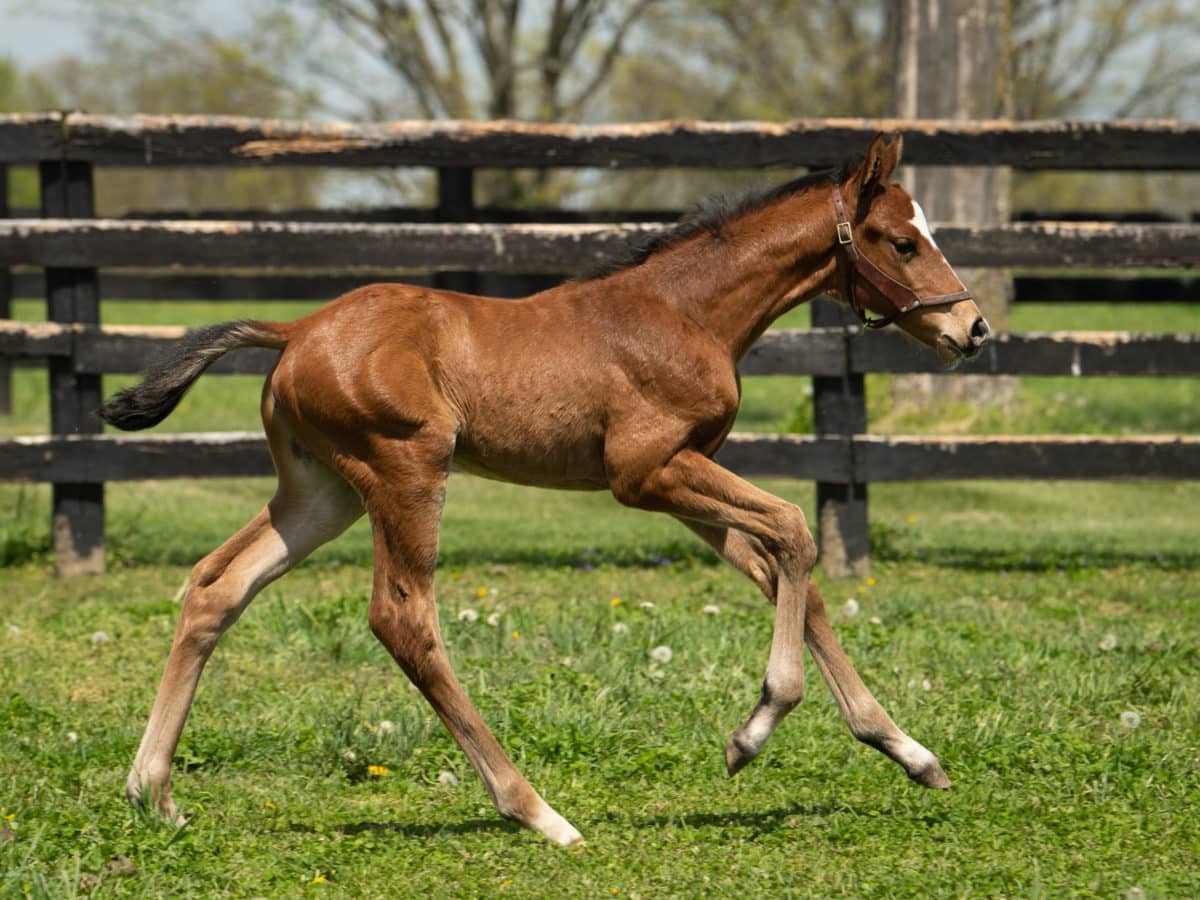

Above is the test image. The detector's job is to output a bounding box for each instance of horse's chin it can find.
[935,336,967,369]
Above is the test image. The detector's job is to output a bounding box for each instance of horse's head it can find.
[834,132,990,365]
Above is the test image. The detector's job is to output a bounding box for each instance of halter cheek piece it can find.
[831,183,972,330]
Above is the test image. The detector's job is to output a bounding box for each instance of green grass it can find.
[1,298,1198,895]
[2,476,1198,897]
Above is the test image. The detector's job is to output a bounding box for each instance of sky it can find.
[0,0,250,68]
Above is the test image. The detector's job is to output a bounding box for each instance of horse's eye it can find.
[891,238,917,255]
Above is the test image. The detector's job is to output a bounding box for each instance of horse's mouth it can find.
[936,335,980,368]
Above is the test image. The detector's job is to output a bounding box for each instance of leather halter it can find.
[831,183,972,330]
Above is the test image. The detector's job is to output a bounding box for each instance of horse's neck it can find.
[638,190,839,360]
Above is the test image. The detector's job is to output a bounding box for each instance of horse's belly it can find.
[451,432,609,491]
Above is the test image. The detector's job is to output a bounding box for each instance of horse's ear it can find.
[851,131,904,199]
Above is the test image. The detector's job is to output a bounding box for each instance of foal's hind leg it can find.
[362,442,583,845]
[678,518,948,787]
[127,438,362,821]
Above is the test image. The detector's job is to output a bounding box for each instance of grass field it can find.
[1,298,1198,896]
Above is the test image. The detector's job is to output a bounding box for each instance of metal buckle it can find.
[836,221,853,244]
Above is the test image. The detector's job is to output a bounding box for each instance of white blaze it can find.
[909,199,937,246]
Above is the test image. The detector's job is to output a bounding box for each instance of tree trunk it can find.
[893,0,1016,407]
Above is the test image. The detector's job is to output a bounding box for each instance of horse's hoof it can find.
[908,759,951,789]
[724,734,758,776]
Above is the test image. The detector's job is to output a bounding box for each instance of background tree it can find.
[11,3,325,216]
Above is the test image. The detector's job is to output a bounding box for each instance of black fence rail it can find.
[1,113,1198,576]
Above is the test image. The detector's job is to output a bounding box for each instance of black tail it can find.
[98,320,287,431]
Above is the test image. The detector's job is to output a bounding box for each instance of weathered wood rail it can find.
[1,113,1197,169]
[0,114,1197,576]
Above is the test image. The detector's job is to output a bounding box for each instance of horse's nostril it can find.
[969,316,991,345]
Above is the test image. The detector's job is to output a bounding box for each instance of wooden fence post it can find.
[433,167,479,295]
[40,159,105,576]
[0,164,12,415]
[811,298,869,578]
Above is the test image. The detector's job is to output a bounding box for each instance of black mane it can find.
[584,160,856,281]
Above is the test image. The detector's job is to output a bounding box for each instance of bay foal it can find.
[101,133,989,845]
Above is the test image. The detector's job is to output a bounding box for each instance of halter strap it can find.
[831,183,972,330]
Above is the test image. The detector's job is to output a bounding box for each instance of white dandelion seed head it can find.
[651,645,673,664]
[612,622,629,635]
[702,604,720,616]
[6,624,21,636]
[638,601,655,611]
[377,720,395,735]
[1099,633,1118,651]
[485,612,501,627]
[1125,887,1146,900]
[458,608,479,623]
[843,599,860,617]
[90,631,110,645]
[1119,710,1142,730]
[921,679,932,692]
[868,616,883,626]
[343,749,357,763]
[66,731,78,743]
[437,770,459,786]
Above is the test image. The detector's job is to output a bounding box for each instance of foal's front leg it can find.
[678,518,949,787]
[615,449,816,773]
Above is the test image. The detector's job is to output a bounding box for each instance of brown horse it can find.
[101,133,988,845]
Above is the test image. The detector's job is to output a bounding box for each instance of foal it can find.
[101,133,989,845]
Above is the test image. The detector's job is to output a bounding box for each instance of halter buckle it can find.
[836,221,853,245]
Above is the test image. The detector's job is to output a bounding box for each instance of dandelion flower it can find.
[66,731,78,743]
[265,801,276,810]
[843,598,860,617]
[1099,633,1118,651]
[1119,710,1142,730]
[921,679,932,692]
[612,622,629,635]
[90,631,110,645]
[702,605,720,616]
[343,750,357,764]
[869,616,883,626]
[5,624,20,636]
[366,764,390,777]
[311,874,327,884]
[866,577,877,587]
[377,720,395,735]
[476,587,489,598]
[512,630,520,640]
[451,572,462,581]
[651,645,672,664]
[638,601,655,611]
[486,612,501,627]
[437,770,459,786]
[610,597,621,607]
[458,608,479,623]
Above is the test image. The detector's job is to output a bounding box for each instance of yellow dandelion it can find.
[610,597,621,606]
[867,577,877,586]
[264,801,276,810]
[367,764,390,777]
[3,812,14,821]
[512,630,520,639]
[451,571,462,580]
[476,587,489,598]
[367,724,379,733]
[905,514,918,523]
[311,874,327,884]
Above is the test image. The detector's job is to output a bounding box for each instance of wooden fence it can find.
[1,113,1198,576]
